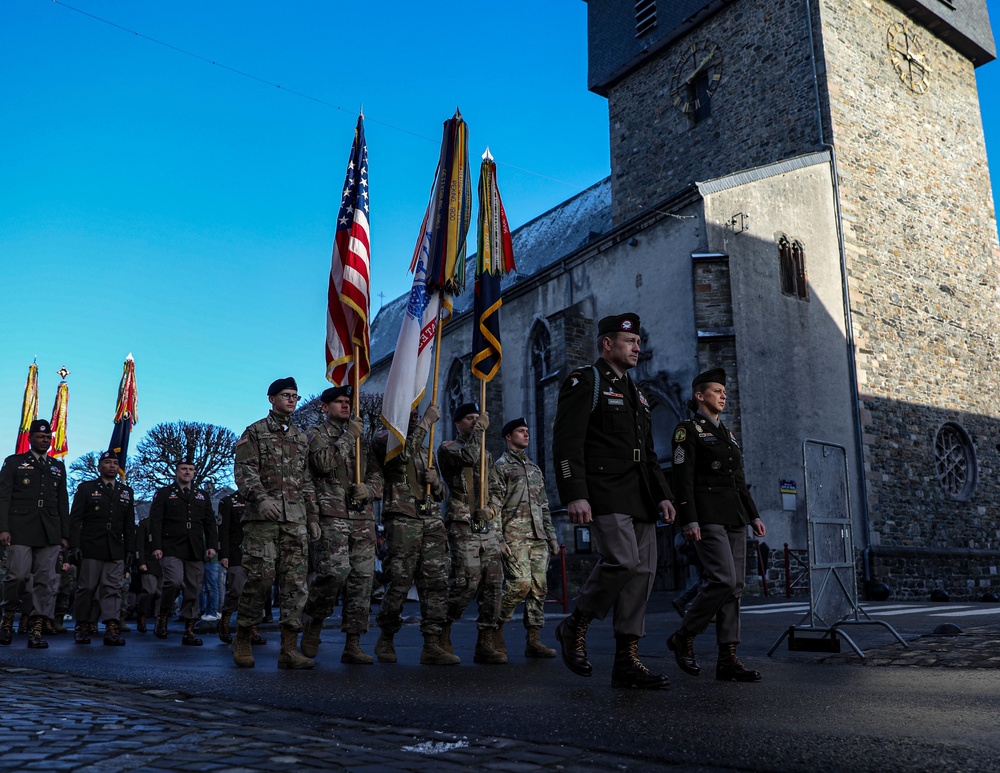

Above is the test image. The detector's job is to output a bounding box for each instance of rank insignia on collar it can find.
[674,427,687,443]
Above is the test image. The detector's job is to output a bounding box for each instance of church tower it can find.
[586,0,1000,596]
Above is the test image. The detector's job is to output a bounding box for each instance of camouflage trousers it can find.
[500,537,551,628]
[237,520,309,632]
[303,517,375,634]
[54,563,77,617]
[220,565,247,619]
[376,512,450,636]
[446,523,503,630]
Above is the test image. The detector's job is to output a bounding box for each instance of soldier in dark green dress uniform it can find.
[149,459,218,646]
[0,419,70,648]
[69,451,136,646]
[666,367,766,682]
[551,313,676,689]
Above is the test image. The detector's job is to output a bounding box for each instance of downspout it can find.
[804,0,873,584]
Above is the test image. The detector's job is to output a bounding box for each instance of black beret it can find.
[321,385,352,403]
[453,402,480,422]
[267,377,297,396]
[28,419,51,434]
[177,458,195,467]
[502,417,528,438]
[597,312,640,337]
[693,367,727,389]
[99,450,118,462]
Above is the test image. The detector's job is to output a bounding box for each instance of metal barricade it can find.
[768,440,906,658]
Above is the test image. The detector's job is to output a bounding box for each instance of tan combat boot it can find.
[52,614,68,634]
[420,633,461,665]
[494,623,508,657]
[250,625,267,645]
[277,627,315,670]
[232,626,255,668]
[441,620,455,655]
[341,633,374,665]
[300,620,323,658]
[525,625,557,658]
[473,627,506,664]
[118,614,131,633]
[374,632,397,663]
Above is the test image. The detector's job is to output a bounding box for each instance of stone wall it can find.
[818,0,1000,572]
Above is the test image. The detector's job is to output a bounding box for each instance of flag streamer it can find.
[48,376,70,460]
[326,113,372,387]
[109,354,138,479]
[15,360,39,454]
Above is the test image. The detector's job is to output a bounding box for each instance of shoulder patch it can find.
[674,427,687,443]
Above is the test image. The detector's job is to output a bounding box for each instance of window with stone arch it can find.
[443,359,465,443]
[934,422,977,501]
[778,235,809,300]
[528,322,552,473]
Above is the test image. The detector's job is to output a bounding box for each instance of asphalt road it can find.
[3,596,999,772]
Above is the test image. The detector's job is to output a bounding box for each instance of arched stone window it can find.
[934,422,977,501]
[528,323,552,472]
[778,235,809,300]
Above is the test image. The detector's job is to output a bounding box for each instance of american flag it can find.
[326,114,371,387]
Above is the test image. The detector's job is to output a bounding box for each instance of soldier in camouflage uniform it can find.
[492,418,560,659]
[53,556,76,634]
[233,377,318,669]
[438,402,506,664]
[373,405,458,666]
[301,386,383,665]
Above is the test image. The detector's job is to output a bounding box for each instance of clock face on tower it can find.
[669,41,723,114]
[887,21,931,94]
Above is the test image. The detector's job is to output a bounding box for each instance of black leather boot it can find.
[667,630,701,676]
[181,619,203,646]
[716,643,762,682]
[27,616,49,649]
[154,613,169,639]
[554,609,593,677]
[611,636,669,689]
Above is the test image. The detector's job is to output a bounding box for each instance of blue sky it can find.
[2,0,999,473]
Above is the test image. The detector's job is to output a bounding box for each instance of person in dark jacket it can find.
[0,419,70,648]
[134,514,161,632]
[149,459,218,645]
[666,368,766,682]
[551,313,676,689]
[69,450,136,646]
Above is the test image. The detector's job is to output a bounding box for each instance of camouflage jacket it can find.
[235,410,318,526]
[490,449,555,543]
[376,425,445,519]
[309,418,383,521]
[438,428,496,528]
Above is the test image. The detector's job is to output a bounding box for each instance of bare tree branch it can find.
[129,421,237,499]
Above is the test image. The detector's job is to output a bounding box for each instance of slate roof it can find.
[368,178,612,367]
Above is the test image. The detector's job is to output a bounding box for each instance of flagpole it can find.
[426,303,446,483]
[478,378,487,509]
[352,344,362,485]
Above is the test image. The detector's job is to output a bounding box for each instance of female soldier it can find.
[666,368,765,682]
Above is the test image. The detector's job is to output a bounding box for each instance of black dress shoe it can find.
[667,631,701,676]
[555,614,592,677]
